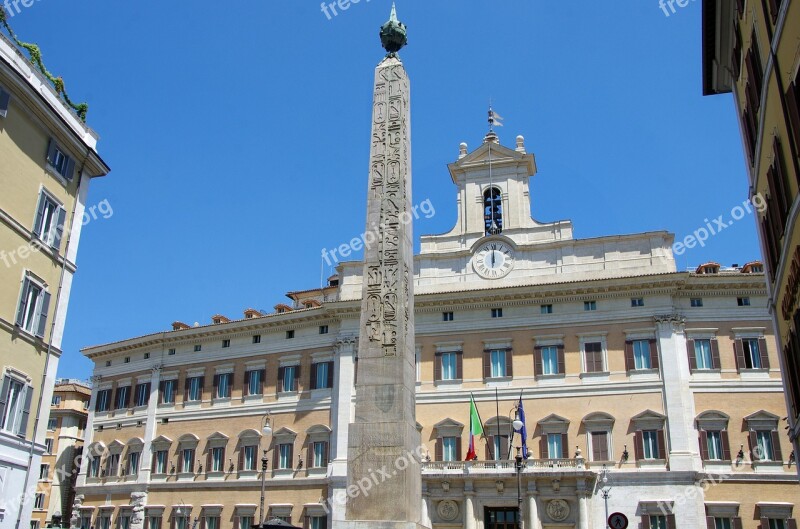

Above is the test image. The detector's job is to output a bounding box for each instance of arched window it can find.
[483,187,503,235]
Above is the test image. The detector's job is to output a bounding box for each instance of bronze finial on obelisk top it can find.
[380,3,408,57]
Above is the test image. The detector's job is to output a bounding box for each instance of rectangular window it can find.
[194,345,201,352]
[51,395,61,406]
[642,430,659,460]
[286,330,295,339]
[115,386,130,410]
[584,301,597,311]
[742,338,762,369]
[491,435,509,461]
[127,452,140,475]
[243,445,257,471]
[1,377,31,436]
[205,518,219,529]
[584,342,604,373]
[146,517,162,529]
[649,516,668,529]
[211,447,224,472]
[281,366,297,392]
[442,437,457,462]
[154,450,168,474]
[491,308,503,318]
[106,453,120,476]
[252,335,261,344]
[215,373,232,399]
[441,352,458,380]
[631,298,644,307]
[46,139,76,180]
[47,418,57,431]
[144,353,150,359]
[547,433,563,459]
[124,357,130,364]
[768,521,786,529]
[540,304,553,314]
[541,346,558,375]
[99,516,111,529]
[168,348,176,355]
[222,339,230,348]
[694,340,713,370]
[247,370,264,396]
[15,276,50,338]
[591,431,609,461]
[44,438,53,453]
[181,449,194,473]
[309,517,326,529]
[490,350,507,378]
[706,431,723,460]
[633,340,652,370]
[319,325,329,334]
[96,389,111,412]
[88,456,101,477]
[31,521,40,529]
[186,377,202,401]
[278,443,292,469]
[737,297,751,306]
[442,312,454,322]
[312,362,332,390]
[756,430,775,460]
[134,383,150,407]
[312,441,328,468]
[691,298,704,307]
[0,86,10,117]
[39,463,49,480]
[34,493,45,510]
[239,517,252,529]
[714,518,732,529]
[160,380,176,404]
[80,516,92,529]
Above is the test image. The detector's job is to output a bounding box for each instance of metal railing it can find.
[421,458,582,474]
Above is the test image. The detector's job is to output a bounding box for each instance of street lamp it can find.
[599,465,611,529]
[514,446,523,529]
[258,412,273,529]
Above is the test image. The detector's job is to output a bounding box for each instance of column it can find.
[464,481,476,529]
[526,481,540,529]
[420,483,431,528]
[576,491,590,529]
[329,336,356,528]
[654,314,701,472]
[75,375,101,489]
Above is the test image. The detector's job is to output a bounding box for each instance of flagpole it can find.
[495,387,501,460]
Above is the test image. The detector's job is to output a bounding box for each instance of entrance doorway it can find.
[484,507,520,529]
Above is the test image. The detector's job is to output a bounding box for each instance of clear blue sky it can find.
[4,1,754,379]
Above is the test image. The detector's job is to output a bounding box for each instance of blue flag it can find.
[515,396,528,458]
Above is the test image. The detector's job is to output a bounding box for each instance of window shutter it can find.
[273,444,279,469]
[158,381,165,404]
[184,378,190,402]
[0,88,9,116]
[310,363,318,389]
[434,353,442,381]
[483,350,491,379]
[151,453,157,473]
[294,365,301,390]
[641,515,651,529]
[303,516,309,529]
[786,82,800,151]
[456,352,463,380]
[649,339,659,369]
[557,345,565,374]
[288,443,294,468]
[666,515,676,529]
[206,449,212,473]
[15,280,31,328]
[63,157,76,181]
[657,429,666,459]
[768,0,779,23]
[33,194,46,238]
[634,431,644,461]
[35,290,50,339]
[277,367,285,393]
[592,432,608,461]
[749,431,760,461]
[721,430,732,461]
[786,519,797,529]
[686,339,697,371]
[327,362,334,389]
[46,139,58,166]
[770,430,783,461]
[731,517,743,529]
[534,347,543,376]
[455,437,462,460]
[734,339,745,370]
[52,206,66,250]
[434,438,443,461]
[539,436,548,459]
[699,431,709,460]
[307,442,314,468]
[710,339,721,369]
[243,370,250,389]
[199,518,205,529]
[706,517,715,529]
[560,433,569,458]
[260,369,266,394]
[760,518,770,529]
[624,341,634,371]
[505,349,513,377]
[758,338,770,369]
[485,436,493,460]
[18,385,33,437]
[199,377,204,400]
[213,375,220,395]
[0,376,9,423]
[238,446,245,471]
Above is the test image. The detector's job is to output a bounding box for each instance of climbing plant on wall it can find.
[0,9,89,121]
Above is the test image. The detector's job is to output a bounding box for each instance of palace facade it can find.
[76,133,796,529]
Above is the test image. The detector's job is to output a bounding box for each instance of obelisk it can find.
[342,5,423,529]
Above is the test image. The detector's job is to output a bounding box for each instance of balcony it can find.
[421,458,584,476]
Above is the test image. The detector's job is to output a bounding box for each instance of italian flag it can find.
[465,393,484,461]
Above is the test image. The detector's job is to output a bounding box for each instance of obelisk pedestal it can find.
[334,6,425,529]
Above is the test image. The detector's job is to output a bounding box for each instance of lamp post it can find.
[258,412,273,529]
[511,407,524,529]
[600,465,610,529]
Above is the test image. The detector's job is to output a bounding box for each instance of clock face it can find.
[473,241,514,279]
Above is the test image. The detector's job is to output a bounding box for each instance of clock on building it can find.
[473,240,515,279]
